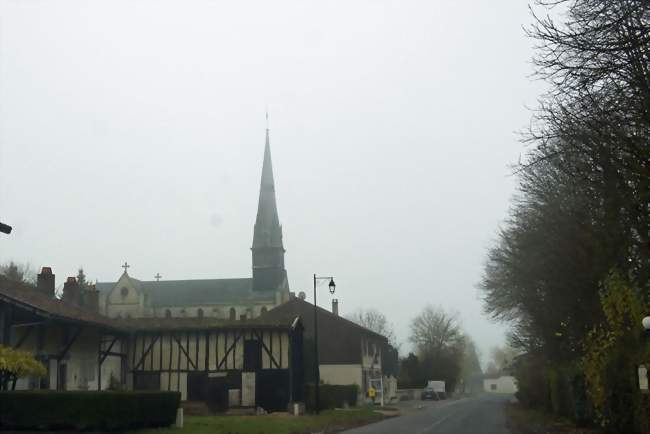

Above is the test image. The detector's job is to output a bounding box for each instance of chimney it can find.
[332,299,339,316]
[36,267,55,298]
[62,277,81,306]
[83,284,100,313]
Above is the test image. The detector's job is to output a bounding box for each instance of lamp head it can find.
[328,278,336,295]
[642,316,650,331]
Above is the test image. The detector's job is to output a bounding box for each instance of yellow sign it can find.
[368,387,376,398]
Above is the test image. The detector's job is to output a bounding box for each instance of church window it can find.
[120,287,129,297]
[165,309,172,318]
[197,308,204,319]
[229,308,236,320]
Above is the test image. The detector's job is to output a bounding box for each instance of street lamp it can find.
[642,316,650,337]
[0,222,11,235]
[313,274,336,414]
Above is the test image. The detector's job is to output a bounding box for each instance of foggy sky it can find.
[0,0,544,358]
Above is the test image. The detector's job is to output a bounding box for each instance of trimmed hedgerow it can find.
[305,384,358,411]
[0,390,180,431]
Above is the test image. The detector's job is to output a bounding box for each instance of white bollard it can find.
[174,408,184,429]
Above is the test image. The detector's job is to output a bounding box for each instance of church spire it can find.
[253,123,283,249]
[252,123,287,291]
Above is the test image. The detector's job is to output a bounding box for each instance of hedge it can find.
[0,390,180,431]
[305,384,358,411]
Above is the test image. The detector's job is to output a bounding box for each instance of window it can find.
[197,308,204,318]
[490,384,497,391]
[243,340,262,371]
[165,309,172,318]
[229,308,236,320]
[120,287,128,297]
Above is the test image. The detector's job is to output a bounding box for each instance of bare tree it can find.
[409,305,464,356]
[347,308,397,347]
[489,345,519,372]
[0,261,35,285]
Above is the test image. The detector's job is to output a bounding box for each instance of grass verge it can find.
[505,402,597,434]
[129,407,386,434]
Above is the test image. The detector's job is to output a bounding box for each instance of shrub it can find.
[0,345,47,390]
[305,384,358,411]
[0,390,180,431]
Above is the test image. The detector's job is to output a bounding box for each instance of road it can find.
[343,394,513,434]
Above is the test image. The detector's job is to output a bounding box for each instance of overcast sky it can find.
[0,0,545,358]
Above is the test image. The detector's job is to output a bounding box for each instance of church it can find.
[96,128,291,321]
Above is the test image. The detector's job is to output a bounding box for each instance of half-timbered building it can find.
[1,268,305,413]
[126,317,303,411]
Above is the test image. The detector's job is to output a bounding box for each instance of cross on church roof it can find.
[121,262,130,273]
[154,273,162,282]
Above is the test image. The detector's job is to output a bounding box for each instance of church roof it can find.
[96,277,275,307]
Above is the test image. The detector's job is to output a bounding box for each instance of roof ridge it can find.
[286,298,388,341]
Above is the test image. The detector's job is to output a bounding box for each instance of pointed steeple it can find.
[252,123,287,291]
[253,126,283,249]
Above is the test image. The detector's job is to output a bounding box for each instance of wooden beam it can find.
[57,326,82,360]
[11,320,46,328]
[172,334,197,370]
[13,326,34,349]
[204,331,209,372]
[252,329,281,369]
[217,331,242,370]
[100,337,118,365]
[134,335,159,370]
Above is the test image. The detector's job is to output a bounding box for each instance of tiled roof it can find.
[0,277,295,333]
[118,316,299,332]
[0,278,124,331]
[260,298,388,365]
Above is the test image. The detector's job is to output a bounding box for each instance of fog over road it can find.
[343,394,512,434]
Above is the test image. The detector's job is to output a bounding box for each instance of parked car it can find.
[421,387,439,400]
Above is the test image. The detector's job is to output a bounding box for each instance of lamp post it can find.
[313,274,336,414]
[640,317,650,392]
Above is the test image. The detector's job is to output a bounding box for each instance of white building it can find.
[483,375,518,394]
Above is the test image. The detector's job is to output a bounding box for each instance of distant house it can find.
[483,374,517,394]
[261,295,399,403]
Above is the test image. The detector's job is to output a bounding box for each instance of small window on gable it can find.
[229,308,236,321]
[120,287,129,297]
[165,309,172,318]
[197,308,204,319]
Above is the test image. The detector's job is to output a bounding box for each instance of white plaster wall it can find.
[320,364,362,388]
[11,326,121,392]
[484,376,518,394]
[106,274,144,318]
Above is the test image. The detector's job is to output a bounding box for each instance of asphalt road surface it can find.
[343,394,513,434]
